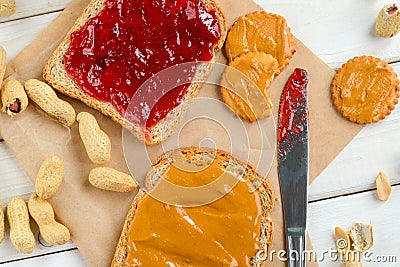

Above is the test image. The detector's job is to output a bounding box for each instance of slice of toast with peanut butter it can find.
[112,147,275,267]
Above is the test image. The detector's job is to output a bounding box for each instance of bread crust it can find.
[111,147,275,267]
[43,0,227,144]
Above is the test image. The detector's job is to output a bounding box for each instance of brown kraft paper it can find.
[0,0,363,266]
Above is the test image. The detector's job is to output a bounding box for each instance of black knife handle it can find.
[286,229,306,267]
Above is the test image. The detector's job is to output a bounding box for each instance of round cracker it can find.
[331,56,400,124]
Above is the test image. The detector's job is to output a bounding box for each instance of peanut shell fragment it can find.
[334,226,350,253]
[349,222,374,252]
[376,3,400,38]
[35,156,64,200]
[1,80,29,116]
[25,79,76,127]
[0,46,5,85]
[77,112,111,164]
[342,258,362,267]
[28,194,70,246]
[89,167,137,192]
[0,0,16,17]
[342,252,362,267]
[375,171,392,201]
[0,198,4,243]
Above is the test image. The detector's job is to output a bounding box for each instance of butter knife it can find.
[277,68,309,267]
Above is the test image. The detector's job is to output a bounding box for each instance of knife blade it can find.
[277,68,309,267]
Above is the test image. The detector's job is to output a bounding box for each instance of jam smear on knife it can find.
[278,68,308,143]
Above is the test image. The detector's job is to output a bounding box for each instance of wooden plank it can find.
[0,191,77,264]
[0,59,399,201]
[2,187,399,266]
[0,12,57,140]
[256,0,400,69]
[0,12,399,202]
[0,143,33,200]
[0,12,60,64]
[308,185,399,266]
[0,142,75,264]
[0,0,399,68]
[309,63,400,201]
[0,0,399,265]
[0,249,85,267]
[1,0,399,74]
[0,0,68,24]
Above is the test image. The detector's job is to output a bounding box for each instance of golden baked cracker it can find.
[221,52,278,122]
[225,11,295,71]
[331,56,400,124]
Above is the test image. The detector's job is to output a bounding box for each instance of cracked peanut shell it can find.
[0,0,16,17]
[349,222,374,252]
[376,3,400,38]
[1,80,29,116]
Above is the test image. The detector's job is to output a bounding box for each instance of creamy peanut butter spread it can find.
[331,56,400,124]
[225,11,295,71]
[122,159,263,266]
[221,52,277,121]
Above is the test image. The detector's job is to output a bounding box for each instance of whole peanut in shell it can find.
[7,196,36,254]
[89,167,137,192]
[28,194,70,246]
[77,112,111,164]
[35,156,64,199]
[24,79,75,127]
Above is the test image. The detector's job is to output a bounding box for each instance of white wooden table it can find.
[0,0,399,266]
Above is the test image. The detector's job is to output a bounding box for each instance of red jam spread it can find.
[278,68,308,143]
[64,0,221,127]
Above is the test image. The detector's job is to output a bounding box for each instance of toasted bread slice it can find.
[43,0,227,144]
[111,147,275,267]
